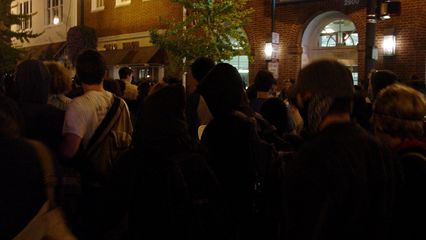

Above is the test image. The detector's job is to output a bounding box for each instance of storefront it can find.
[99,46,166,83]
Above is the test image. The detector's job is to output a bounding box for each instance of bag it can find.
[13,140,77,240]
[81,96,133,184]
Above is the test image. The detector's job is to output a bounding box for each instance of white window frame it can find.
[45,0,64,26]
[318,19,358,48]
[115,0,131,8]
[91,0,105,12]
[18,0,33,30]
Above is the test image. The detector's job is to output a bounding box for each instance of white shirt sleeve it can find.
[63,100,88,139]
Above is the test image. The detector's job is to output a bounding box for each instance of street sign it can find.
[268,62,279,79]
[271,43,279,60]
[272,32,279,44]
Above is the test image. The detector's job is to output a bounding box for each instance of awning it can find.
[23,42,67,61]
[100,46,166,66]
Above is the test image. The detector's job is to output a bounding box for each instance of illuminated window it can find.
[319,19,358,47]
[347,66,359,86]
[46,0,63,25]
[92,0,105,11]
[221,32,250,88]
[223,56,250,88]
[115,0,131,7]
[19,0,32,30]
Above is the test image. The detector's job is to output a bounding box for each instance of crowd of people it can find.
[1,49,425,240]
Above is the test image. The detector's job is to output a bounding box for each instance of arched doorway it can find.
[301,11,359,85]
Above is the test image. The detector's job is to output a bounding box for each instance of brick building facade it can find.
[83,0,425,89]
[84,0,182,80]
[246,0,426,89]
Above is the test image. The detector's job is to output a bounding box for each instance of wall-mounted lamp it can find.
[53,16,60,25]
[264,42,273,61]
[383,28,396,56]
[379,1,401,20]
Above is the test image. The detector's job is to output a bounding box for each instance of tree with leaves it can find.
[150,0,253,77]
[0,0,41,75]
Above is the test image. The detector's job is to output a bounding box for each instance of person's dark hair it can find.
[370,70,399,99]
[254,70,276,92]
[191,57,215,83]
[76,49,106,85]
[295,59,354,99]
[119,67,132,80]
[260,97,293,135]
[134,84,190,151]
[198,63,248,117]
[14,59,51,104]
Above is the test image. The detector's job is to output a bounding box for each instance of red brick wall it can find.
[375,0,426,82]
[246,0,426,88]
[85,0,183,37]
[85,0,426,88]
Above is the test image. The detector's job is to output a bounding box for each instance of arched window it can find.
[319,19,358,47]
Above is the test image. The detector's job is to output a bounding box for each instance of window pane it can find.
[327,36,336,47]
[320,19,357,48]
[320,35,329,47]
[351,33,358,46]
[222,55,249,87]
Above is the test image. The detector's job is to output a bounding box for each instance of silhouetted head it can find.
[14,59,51,104]
[198,63,246,118]
[76,49,106,85]
[191,57,215,83]
[369,70,399,100]
[119,67,132,80]
[254,70,276,92]
[372,84,426,139]
[294,59,354,133]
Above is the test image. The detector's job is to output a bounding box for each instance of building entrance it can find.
[301,11,359,85]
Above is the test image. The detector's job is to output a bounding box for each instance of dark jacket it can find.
[284,122,396,240]
[13,60,64,153]
[201,112,283,240]
[130,84,222,240]
[0,137,46,239]
[391,139,426,240]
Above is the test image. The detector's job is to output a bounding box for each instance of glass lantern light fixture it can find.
[264,42,273,61]
[383,28,396,56]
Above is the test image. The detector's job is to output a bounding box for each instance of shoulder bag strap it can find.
[84,95,123,156]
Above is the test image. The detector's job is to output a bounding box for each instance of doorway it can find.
[301,11,359,85]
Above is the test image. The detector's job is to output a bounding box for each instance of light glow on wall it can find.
[264,42,273,60]
[383,35,396,56]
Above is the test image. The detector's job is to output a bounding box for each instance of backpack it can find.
[80,96,133,185]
